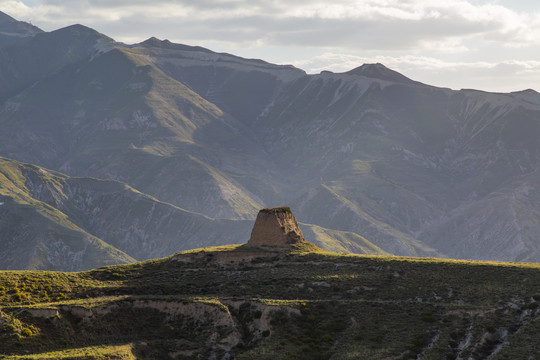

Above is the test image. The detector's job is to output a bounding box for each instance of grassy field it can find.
[1,244,539,359]
[3,344,135,360]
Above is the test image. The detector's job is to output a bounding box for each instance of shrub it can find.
[253,310,262,319]
[421,313,436,323]
[270,310,289,326]
[21,327,33,337]
[10,287,20,295]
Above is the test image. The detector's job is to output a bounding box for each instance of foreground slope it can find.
[0,244,539,359]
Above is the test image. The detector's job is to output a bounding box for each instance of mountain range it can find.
[1,11,540,270]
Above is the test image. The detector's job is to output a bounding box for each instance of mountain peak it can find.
[247,207,305,247]
[139,37,214,53]
[54,23,111,39]
[0,11,43,43]
[346,63,415,84]
[510,88,540,104]
[41,24,114,48]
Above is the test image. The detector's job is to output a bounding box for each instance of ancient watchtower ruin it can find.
[247,207,305,247]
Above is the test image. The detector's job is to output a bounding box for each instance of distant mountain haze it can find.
[1,11,540,270]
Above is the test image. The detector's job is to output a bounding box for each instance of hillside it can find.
[0,157,253,270]
[1,11,540,266]
[0,243,539,359]
[1,209,539,359]
[0,158,134,271]
[0,157,387,270]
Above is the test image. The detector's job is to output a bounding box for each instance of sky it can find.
[3,0,540,92]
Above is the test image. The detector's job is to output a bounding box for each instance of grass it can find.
[0,159,136,271]
[2,344,135,359]
[1,245,539,359]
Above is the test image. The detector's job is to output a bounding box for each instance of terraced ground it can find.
[1,242,539,359]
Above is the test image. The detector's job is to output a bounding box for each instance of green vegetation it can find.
[0,158,136,271]
[302,224,390,255]
[0,245,539,359]
[3,344,135,359]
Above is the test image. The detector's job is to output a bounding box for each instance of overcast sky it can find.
[4,0,540,92]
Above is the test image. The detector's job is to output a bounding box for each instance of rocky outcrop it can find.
[17,298,299,359]
[247,207,305,247]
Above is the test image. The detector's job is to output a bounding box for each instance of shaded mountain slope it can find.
[0,23,112,101]
[255,70,540,261]
[420,171,540,262]
[135,37,305,125]
[0,44,267,219]
[0,11,42,48]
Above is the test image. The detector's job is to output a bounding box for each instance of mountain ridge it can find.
[0,11,42,47]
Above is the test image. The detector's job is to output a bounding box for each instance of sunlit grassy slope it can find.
[0,157,135,271]
[1,244,539,359]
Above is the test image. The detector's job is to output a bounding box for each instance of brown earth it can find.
[247,207,305,247]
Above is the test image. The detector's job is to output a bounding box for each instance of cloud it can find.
[4,0,540,91]
[6,0,540,49]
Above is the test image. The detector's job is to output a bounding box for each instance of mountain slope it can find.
[0,157,270,269]
[0,44,267,219]
[1,13,540,264]
[420,172,540,262]
[0,23,113,101]
[255,70,540,261]
[0,158,134,270]
[135,37,305,126]
[293,184,439,257]
[0,155,391,271]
